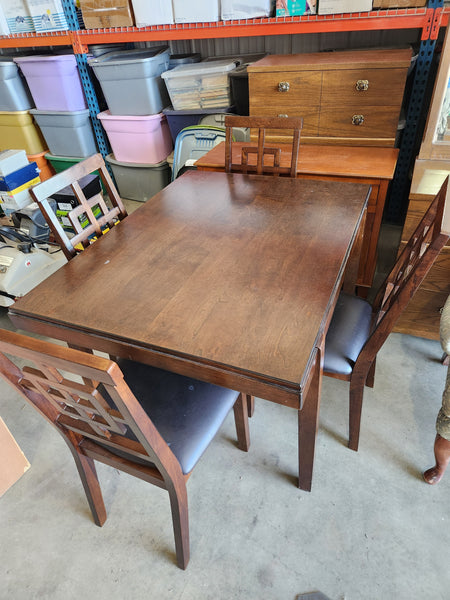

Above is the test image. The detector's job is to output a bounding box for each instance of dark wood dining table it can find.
[8,170,370,491]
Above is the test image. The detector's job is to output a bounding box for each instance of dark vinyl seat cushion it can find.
[324,293,373,376]
[98,359,239,475]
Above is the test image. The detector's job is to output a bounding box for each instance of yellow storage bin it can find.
[0,110,47,155]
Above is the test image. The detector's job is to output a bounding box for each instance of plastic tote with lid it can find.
[97,111,173,164]
[14,55,86,111]
[0,59,34,111]
[88,47,170,116]
[161,60,237,111]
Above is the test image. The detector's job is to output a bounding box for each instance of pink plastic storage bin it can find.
[13,55,87,111]
[97,111,173,164]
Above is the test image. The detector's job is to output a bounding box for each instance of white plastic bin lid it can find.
[161,60,237,80]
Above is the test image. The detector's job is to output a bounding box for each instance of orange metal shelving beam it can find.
[0,9,434,50]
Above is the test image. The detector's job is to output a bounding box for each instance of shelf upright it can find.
[387,0,445,223]
[61,0,111,163]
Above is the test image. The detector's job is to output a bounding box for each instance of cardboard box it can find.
[25,0,69,32]
[0,162,39,192]
[0,150,29,177]
[0,0,35,33]
[372,0,426,7]
[0,417,30,497]
[318,0,371,13]
[276,0,308,16]
[79,0,134,29]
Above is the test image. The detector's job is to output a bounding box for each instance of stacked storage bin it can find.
[161,60,239,145]
[0,58,52,200]
[14,54,97,160]
[90,47,172,202]
[13,54,97,223]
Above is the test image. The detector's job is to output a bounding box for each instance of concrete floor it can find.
[1,222,449,599]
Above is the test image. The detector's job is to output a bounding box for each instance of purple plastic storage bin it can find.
[98,110,173,164]
[14,55,87,111]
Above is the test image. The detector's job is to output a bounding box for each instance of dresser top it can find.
[247,47,413,72]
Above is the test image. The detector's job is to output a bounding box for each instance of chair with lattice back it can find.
[323,176,450,451]
[30,153,128,261]
[224,115,303,177]
[0,329,250,569]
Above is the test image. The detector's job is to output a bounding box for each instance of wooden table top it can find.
[195,142,399,181]
[10,171,370,405]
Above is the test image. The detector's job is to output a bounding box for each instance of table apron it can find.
[8,313,302,410]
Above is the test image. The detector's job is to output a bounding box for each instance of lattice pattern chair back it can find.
[30,153,128,261]
[0,330,161,465]
[224,115,303,177]
[372,175,450,336]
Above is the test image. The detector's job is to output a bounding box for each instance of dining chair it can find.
[30,153,128,261]
[324,176,450,451]
[0,329,250,569]
[224,115,303,177]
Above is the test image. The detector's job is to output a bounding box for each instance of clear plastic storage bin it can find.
[88,47,170,116]
[14,55,87,111]
[30,109,97,158]
[98,110,173,164]
[161,60,237,111]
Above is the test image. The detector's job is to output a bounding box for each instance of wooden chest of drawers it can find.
[248,48,412,146]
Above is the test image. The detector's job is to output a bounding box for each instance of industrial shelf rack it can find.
[0,1,448,220]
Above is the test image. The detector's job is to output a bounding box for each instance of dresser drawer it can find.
[319,105,401,139]
[249,71,322,106]
[321,68,407,107]
[249,104,320,136]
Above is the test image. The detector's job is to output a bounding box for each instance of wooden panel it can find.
[393,245,450,339]
[393,287,449,340]
[318,105,400,140]
[321,68,407,107]
[402,197,450,248]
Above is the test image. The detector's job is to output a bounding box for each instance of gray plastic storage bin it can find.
[30,109,97,158]
[88,47,171,116]
[0,60,34,111]
[105,154,171,202]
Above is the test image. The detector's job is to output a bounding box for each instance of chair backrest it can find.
[369,176,450,351]
[224,115,303,177]
[30,153,128,261]
[0,329,172,477]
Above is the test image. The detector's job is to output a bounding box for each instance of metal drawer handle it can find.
[278,81,290,92]
[355,79,369,91]
[352,114,365,126]
[278,113,289,118]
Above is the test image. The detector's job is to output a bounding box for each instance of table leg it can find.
[298,346,323,491]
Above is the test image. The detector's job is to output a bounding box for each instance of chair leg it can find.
[246,394,255,417]
[348,377,366,452]
[234,393,250,452]
[70,448,107,526]
[167,482,190,569]
[365,359,376,388]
